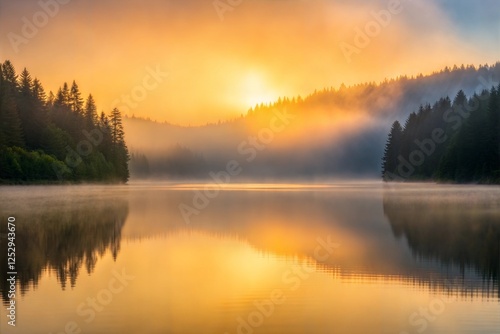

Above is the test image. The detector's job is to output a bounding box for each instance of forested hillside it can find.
[0,60,129,183]
[2,61,498,182]
[382,87,500,183]
[127,63,500,179]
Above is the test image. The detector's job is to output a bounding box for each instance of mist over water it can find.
[1,182,499,333]
[125,64,500,180]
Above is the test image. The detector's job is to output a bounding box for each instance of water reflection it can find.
[0,191,128,303]
[0,184,499,334]
[383,186,500,298]
[123,184,500,298]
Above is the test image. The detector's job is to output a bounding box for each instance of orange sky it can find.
[0,0,498,125]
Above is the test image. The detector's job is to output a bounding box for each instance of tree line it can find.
[382,86,500,183]
[0,60,129,183]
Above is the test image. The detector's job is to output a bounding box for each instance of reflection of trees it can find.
[383,190,500,297]
[0,198,128,304]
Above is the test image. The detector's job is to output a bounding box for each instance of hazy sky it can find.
[1,0,499,125]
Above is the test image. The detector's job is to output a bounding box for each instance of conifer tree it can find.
[58,82,70,107]
[484,85,500,179]
[109,108,129,182]
[0,60,132,183]
[0,68,24,147]
[19,68,33,98]
[84,94,98,127]
[17,68,41,149]
[46,91,55,109]
[1,61,18,87]
[382,121,403,180]
[69,80,84,115]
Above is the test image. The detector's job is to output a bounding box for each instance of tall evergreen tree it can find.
[55,82,70,108]
[109,108,129,182]
[69,80,84,115]
[453,90,467,108]
[17,68,41,149]
[1,61,18,87]
[84,94,98,127]
[46,91,55,110]
[382,121,403,180]
[19,68,33,97]
[110,108,125,145]
[0,66,24,147]
[32,78,46,105]
[484,85,500,179]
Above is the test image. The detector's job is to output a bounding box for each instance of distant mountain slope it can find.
[124,63,500,179]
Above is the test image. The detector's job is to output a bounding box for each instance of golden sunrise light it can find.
[237,71,280,109]
[1,1,499,333]
[1,0,498,125]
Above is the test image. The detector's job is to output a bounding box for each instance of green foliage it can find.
[0,60,130,184]
[382,87,500,184]
[0,146,69,182]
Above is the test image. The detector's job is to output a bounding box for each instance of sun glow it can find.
[240,72,279,109]
[0,0,495,125]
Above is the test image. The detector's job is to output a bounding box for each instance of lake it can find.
[1,182,499,334]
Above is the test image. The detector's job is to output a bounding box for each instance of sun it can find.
[241,72,279,108]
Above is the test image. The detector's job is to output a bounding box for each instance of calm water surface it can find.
[0,182,499,334]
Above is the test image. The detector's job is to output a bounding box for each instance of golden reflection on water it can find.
[0,183,499,334]
[7,231,499,334]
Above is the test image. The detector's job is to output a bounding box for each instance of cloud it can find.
[0,0,497,124]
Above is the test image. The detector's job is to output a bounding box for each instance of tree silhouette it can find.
[382,88,500,183]
[0,60,130,183]
[0,62,24,147]
[69,80,84,115]
[109,108,129,182]
[381,121,403,180]
[84,94,98,127]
